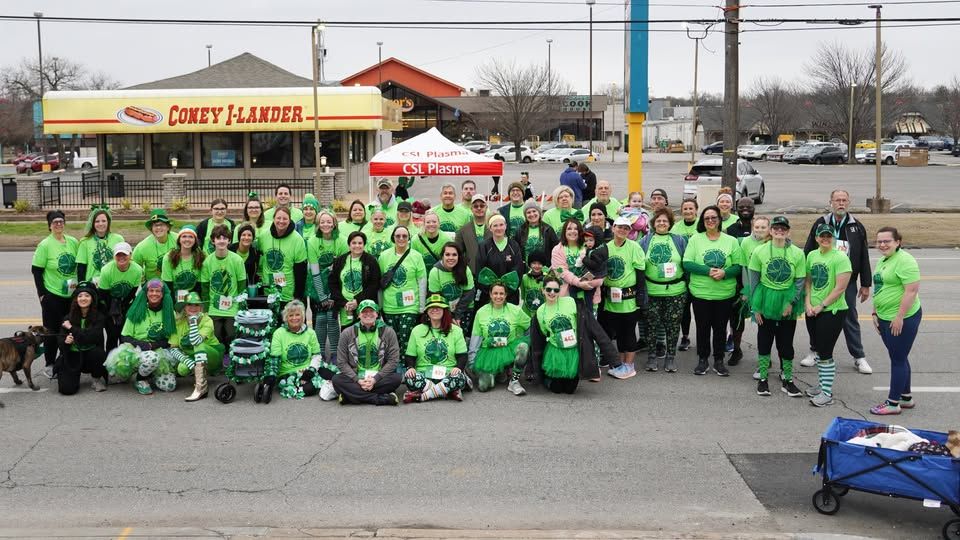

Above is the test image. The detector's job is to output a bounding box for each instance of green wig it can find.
[83,205,112,239]
[126,279,176,337]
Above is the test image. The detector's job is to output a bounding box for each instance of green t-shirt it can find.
[169,314,220,352]
[337,220,365,239]
[471,303,530,345]
[748,242,807,291]
[360,224,394,259]
[414,231,454,269]
[161,253,202,301]
[542,207,572,236]
[356,328,381,374]
[201,251,247,317]
[740,236,767,263]
[520,273,546,317]
[436,206,471,234]
[257,230,308,302]
[76,232,124,281]
[670,219,699,240]
[32,234,79,298]
[98,260,144,300]
[872,249,921,321]
[306,234,349,301]
[523,226,545,262]
[603,238,647,312]
[201,219,233,253]
[378,247,426,315]
[536,297,578,343]
[368,199,399,227]
[505,204,526,237]
[806,248,852,313]
[683,232,744,300]
[643,234,686,298]
[338,255,367,327]
[121,307,169,343]
[427,265,474,310]
[582,197,622,221]
[394,222,421,241]
[133,234,178,281]
[299,222,316,244]
[270,325,321,376]
[263,205,303,225]
[721,213,738,232]
[406,323,467,374]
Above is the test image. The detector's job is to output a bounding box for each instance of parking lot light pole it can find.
[377,41,384,89]
[206,44,212,67]
[848,83,857,164]
[546,39,552,97]
[867,4,889,213]
[587,0,595,156]
[34,12,43,98]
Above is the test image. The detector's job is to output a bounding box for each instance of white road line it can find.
[873,386,960,393]
[0,387,48,394]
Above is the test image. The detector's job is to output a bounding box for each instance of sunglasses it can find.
[544,287,560,293]
[703,216,719,222]
[394,234,409,239]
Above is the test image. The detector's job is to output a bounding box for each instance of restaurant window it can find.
[251,132,293,168]
[201,133,244,168]
[104,134,144,169]
[299,131,343,168]
[151,133,194,169]
[348,131,368,163]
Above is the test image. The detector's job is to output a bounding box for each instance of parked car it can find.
[893,135,916,144]
[535,142,569,154]
[683,158,765,204]
[855,140,876,150]
[765,147,786,161]
[483,145,534,163]
[953,143,960,157]
[463,140,489,153]
[12,152,40,165]
[864,142,912,165]
[736,145,753,158]
[786,140,806,148]
[701,141,723,155]
[942,137,955,151]
[742,144,780,161]
[667,140,686,153]
[72,155,98,169]
[539,147,594,163]
[17,153,60,173]
[917,136,945,151]
[788,145,846,165]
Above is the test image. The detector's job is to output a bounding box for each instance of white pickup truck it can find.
[72,155,98,169]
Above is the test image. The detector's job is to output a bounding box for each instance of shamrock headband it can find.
[478,268,520,292]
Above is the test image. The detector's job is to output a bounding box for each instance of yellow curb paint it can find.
[117,527,133,540]
[0,280,31,286]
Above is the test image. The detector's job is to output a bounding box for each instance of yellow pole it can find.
[627,112,645,194]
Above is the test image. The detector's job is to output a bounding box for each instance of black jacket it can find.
[228,242,262,287]
[58,309,106,354]
[530,299,618,382]
[475,237,524,306]
[329,252,382,312]
[195,217,235,251]
[581,170,597,202]
[516,222,559,262]
[726,218,752,240]
[803,213,872,287]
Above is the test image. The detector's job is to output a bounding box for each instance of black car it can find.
[702,141,723,155]
[953,143,960,157]
[789,145,847,165]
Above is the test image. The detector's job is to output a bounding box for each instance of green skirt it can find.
[474,336,530,374]
[543,342,579,380]
[750,283,804,320]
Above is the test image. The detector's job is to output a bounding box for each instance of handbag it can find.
[380,248,411,289]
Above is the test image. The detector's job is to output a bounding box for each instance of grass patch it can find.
[0,219,190,247]
[775,214,960,249]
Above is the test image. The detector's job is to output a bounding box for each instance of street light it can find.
[377,41,384,89]
[587,0,595,156]
[311,21,323,201]
[34,12,43,98]
[546,38,553,97]
[867,4,888,212]
[848,83,857,164]
[683,22,709,166]
[206,44,212,67]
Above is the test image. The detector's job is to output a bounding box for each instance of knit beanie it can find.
[302,193,320,212]
[46,210,66,229]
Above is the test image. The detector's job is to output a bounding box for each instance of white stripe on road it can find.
[0,387,48,394]
[873,386,960,393]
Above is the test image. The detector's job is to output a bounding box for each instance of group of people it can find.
[29,175,921,413]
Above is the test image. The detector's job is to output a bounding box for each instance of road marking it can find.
[0,387,48,394]
[117,527,133,540]
[873,387,960,393]
[0,319,42,324]
[0,280,31,286]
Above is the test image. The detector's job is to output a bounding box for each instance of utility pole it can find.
[311,22,323,203]
[587,0,595,157]
[377,41,384,89]
[721,0,739,191]
[546,38,553,97]
[867,5,889,212]
[847,83,857,164]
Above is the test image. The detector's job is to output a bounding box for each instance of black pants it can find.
[546,376,579,394]
[40,294,71,367]
[680,294,692,337]
[105,315,123,352]
[56,347,107,395]
[332,372,403,404]
[691,296,733,361]
[757,319,797,358]
[805,310,847,360]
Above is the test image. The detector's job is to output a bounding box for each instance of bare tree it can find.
[744,76,799,144]
[475,59,571,162]
[932,77,960,143]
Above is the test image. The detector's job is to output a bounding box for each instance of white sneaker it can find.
[319,380,338,401]
[507,379,526,396]
[854,357,873,375]
[91,379,108,392]
[799,353,818,368]
[753,369,761,380]
[42,365,56,379]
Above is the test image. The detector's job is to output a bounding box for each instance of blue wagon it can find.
[813,417,960,539]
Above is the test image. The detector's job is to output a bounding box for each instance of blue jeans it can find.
[878,308,922,402]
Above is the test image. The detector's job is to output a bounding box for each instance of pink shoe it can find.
[869,402,902,415]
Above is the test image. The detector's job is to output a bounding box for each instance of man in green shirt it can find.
[201,226,247,345]
[368,178,398,226]
[455,194,492,278]
[436,183,471,233]
[97,242,144,350]
[581,180,622,221]
[460,179,477,211]
[497,182,528,237]
[263,184,304,224]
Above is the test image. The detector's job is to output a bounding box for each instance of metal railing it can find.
[38,171,161,209]
[185,178,313,206]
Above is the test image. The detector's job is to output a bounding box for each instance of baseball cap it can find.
[471,194,487,204]
[397,201,413,213]
[815,224,834,237]
[650,188,668,200]
[113,242,132,256]
[613,216,632,227]
[358,299,379,313]
[377,178,392,188]
[771,216,791,229]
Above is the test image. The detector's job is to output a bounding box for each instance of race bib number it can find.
[401,290,416,307]
[609,287,623,303]
[218,295,233,311]
[492,336,508,347]
[560,329,577,349]
[177,289,188,302]
[273,272,286,287]
[663,262,677,279]
[431,365,447,379]
[835,239,849,254]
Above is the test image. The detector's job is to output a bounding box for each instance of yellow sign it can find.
[43,87,403,134]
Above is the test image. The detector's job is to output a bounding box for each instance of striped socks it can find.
[758,355,771,380]
[420,380,449,401]
[818,359,836,396]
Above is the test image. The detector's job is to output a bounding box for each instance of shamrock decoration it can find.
[872,271,884,294]
[440,282,462,302]
[391,265,408,287]
[764,257,793,286]
[549,314,574,334]
[810,263,830,290]
[606,256,626,281]
[210,269,231,295]
[174,271,198,292]
[147,322,167,341]
[703,249,727,269]
[487,318,511,337]
[343,269,364,294]
[648,243,673,265]
[286,343,310,366]
[154,373,177,392]
[265,249,285,271]
[57,253,77,276]
[424,338,449,364]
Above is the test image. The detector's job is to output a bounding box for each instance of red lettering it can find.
[245,107,257,123]
[281,106,291,123]
[234,106,245,123]
[210,107,222,124]
[226,104,234,126]
[178,107,189,125]
[168,105,179,126]
[198,107,210,124]
[259,106,270,123]
[291,106,303,123]
[268,107,279,122]
[187,107,199,124]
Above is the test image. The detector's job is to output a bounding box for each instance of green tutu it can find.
[750,283,804,320]
[543,342,579,379]
[474,336,530,374]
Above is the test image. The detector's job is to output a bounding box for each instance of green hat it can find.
[815,224,835,237]
[178,224,198,239]
[302,193,320,212]
[183,292,203,305]
[771,216,791,229]
[358,299,379,313]
[424,294,449,311]
[145,209,171,229]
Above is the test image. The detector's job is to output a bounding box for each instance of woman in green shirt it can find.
[76,206,124,282]
[671,198,699,352]
[468,271,530,395]
[308,210,348,363]
[330,231,382,328]
[414,212,454,269]
[338,200,368,238]
[402,295,468,402]
[263,300,339,401]
[516,201,559,265]
[257,207,307,305]
[542,186,581,236]
[427,242,475,327]
[803,224,852,407]
[133,209,177,281]
[296,194,319,240]
[196,198,234,254]
[361,209,394,258]
[166,292,225,402]
[869,227,922,416]
[379,225,427,359]
[118,279,177,395]
[32,210,79,377]
[639,209,687,374]
[717,191,738,232]
[232,195,266,243]
[162,226,205,305]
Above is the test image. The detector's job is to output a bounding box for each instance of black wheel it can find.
[812,488,841,515]
[563,158,570,163]
[254,382,266,403]
[814,157,822,165]
[753,183,765,204]
[761,154,768,161]
[214,383,236,404]
[81,162,92,169]
[704,149,713,155]
[522,156,532,163]
[943,518,960,539]
[885,156,895,165]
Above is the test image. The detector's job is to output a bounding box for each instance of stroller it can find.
[214,286,282,404]
[813,417,960,539]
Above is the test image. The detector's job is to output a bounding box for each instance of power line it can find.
[746,0,960,6]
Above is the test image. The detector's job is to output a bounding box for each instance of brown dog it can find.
[0,326,48,391]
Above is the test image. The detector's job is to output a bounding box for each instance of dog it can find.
[0,326,48,391]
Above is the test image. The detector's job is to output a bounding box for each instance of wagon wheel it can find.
[942,518,960,539]
[214,383,236,404]
[812,488,841,515]
[254,382,266,403]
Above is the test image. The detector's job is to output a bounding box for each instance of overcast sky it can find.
[2,0,957,99]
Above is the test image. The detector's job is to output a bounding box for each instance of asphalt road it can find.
[1,250,959,539]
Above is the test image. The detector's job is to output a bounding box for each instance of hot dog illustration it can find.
[121,106,161,124]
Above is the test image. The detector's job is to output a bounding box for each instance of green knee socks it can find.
[817,359,836,396]
[758,355,771,380]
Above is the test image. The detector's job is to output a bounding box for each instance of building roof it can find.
[436,95,610,115]
[341,57,465,97]
[126,52,315,90]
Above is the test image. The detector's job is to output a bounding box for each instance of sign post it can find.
[625,1,649,194]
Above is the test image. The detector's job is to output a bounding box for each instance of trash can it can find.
[107,173,125,197]
[2,178,16,208]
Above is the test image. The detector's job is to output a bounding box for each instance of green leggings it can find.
[171,343,225,376]
[647,295,685,360]
[404,371,467,391]
[383,312,419,356]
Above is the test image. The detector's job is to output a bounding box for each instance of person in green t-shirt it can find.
[257,207,307,304]
[717,191,738,232]
[379,226,428,358]
[133,209,177,281]
[542,186,581,236]
[32,210,80,375]
[196,198,234,254]
[415,212,454,269]
[368,178,399,226]
[402,295,468,402]
[76,206,125,282]
[165,292,225,402]
[600,216,646,379]
[330,232,382,328]
[803,224,852,407]
[117,279,177,395]
[427,242,475,325]
[263,183,303,224]
[200,225,247,346]
[162,226,206,306]
[308,210,348,363]
[233,194,267,243]
[97,242,144,350]
[581,180,623,222]
[671,198,699,352]
[746,215,806,397]
[394,200,421,239]
[519,250,547,319]
[331,299,403,405]
[868,227,922,416]
[296,193,319,241]
[436,183,471,233]
[264,300,339,401]
[468,274,530,395]
[361,209,394,258]
[682,205,744,376]
[338,200,368,239]
[639,209,687,374]
[497,182,528,237]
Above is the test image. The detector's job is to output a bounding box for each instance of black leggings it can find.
[332,372,403,404]
[56,348,107,395]
[757,319,797,358]
[681,294,692,337]
[805,310,847,360]
[691,296,733,361]
[40,294,71,367]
